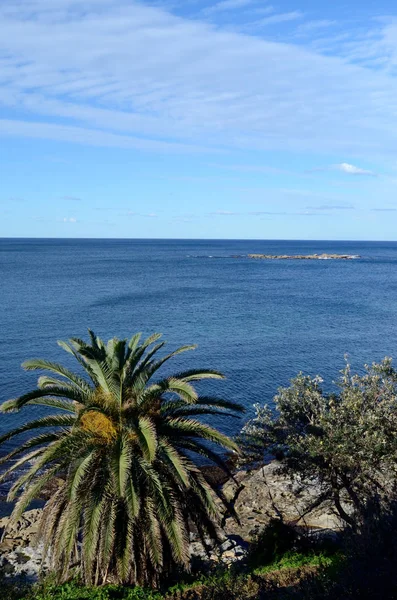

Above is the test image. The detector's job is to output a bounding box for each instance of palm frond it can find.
[21,398,78,413]
[152,377,198,404]
[162,418,240,453]
[174,369,225,382]
[0,386,84,412]
[0,414,75,445]
[158,440,192,487]
[23,359,92,395]
[137,417,158,462]
[143,345,196,381]
[197,396,246,413]
[0,431,63,468]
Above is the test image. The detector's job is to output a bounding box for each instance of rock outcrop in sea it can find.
[243,253,360,260]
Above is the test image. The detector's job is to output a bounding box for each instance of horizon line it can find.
[0,237,396,243]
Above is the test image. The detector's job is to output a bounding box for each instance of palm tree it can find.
[0,331,243,586]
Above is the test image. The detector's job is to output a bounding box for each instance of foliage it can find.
[287,496,397,599]
[0,576,32,600]
[0,548,342,600]
[246,519,299,570]
[0,331,243,587]
[22,581,163,600]
[253,549,339,575]
[239,358,397,525]
[330,496,397,599]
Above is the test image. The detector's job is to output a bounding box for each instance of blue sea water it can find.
[1,238,397,463]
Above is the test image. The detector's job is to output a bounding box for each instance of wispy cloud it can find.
[210,163,299,176]
[125,211,158,218]
[60,195,82,201]
[211,210,239,215]
[371,207,397,212]
[0,119,210,154]
[309,163,378,177]
[306,204,355,211]
[203,0,260,14]
[256,10,303,26]
[59,217,78,223]
[0,0,397,160]
[210,209,330,217]
[295,19,336,35]
[336,163,376,176]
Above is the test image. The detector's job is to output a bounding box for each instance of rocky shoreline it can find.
[0,462,345,579]
[0,509,48,579]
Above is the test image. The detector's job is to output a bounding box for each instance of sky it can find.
[2,0,397,239]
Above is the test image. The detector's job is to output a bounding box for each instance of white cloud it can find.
[371,207,397,211]
[203,0,260,14]
[209,208,338,217]
[125,211,158,217]
[60,217,78,222]
[255,11,303,26]
[0,0,397,160]
[295,19,336,34]
[60,195,82,201]
[0,119,210,153]
[336,163,376,176]
[305,204,355,210]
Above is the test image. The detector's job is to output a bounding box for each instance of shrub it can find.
[246,519,299,569]
[334,496,397,599]
[239,358,397,526]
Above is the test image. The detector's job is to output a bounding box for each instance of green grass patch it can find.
[9,580,163,600]
[253,550,342,576]
[2,550,345,600]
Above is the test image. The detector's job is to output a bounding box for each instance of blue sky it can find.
[2,0,397,239]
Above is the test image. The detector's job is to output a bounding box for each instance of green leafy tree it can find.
[0,331,243,586]
[239,358,397,526]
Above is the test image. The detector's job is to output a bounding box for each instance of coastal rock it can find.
[220,462,346,541]
[0,465,348,577]
[0,509,47,579]
[189,534,248,565]
[0,509,41,544]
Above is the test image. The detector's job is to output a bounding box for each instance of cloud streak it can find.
[306,204,355,210]
[371,207,397,212]
[203,0,260,14]
[255,10,303,26]
[210,209,332,217]
[60,195,82,201]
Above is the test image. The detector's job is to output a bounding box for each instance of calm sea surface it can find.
[1,238,397,460]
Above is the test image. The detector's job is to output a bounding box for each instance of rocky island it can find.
[243,253,360,260]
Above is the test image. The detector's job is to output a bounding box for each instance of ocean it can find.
[1,238,397,455]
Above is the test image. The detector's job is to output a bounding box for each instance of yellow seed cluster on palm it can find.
[80,411,117,443]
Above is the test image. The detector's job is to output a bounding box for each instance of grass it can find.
[253,550,342,575]
[2,549,343,600]
[4,581,163,600]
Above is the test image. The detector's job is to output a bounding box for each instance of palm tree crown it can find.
[0,331,243,586]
